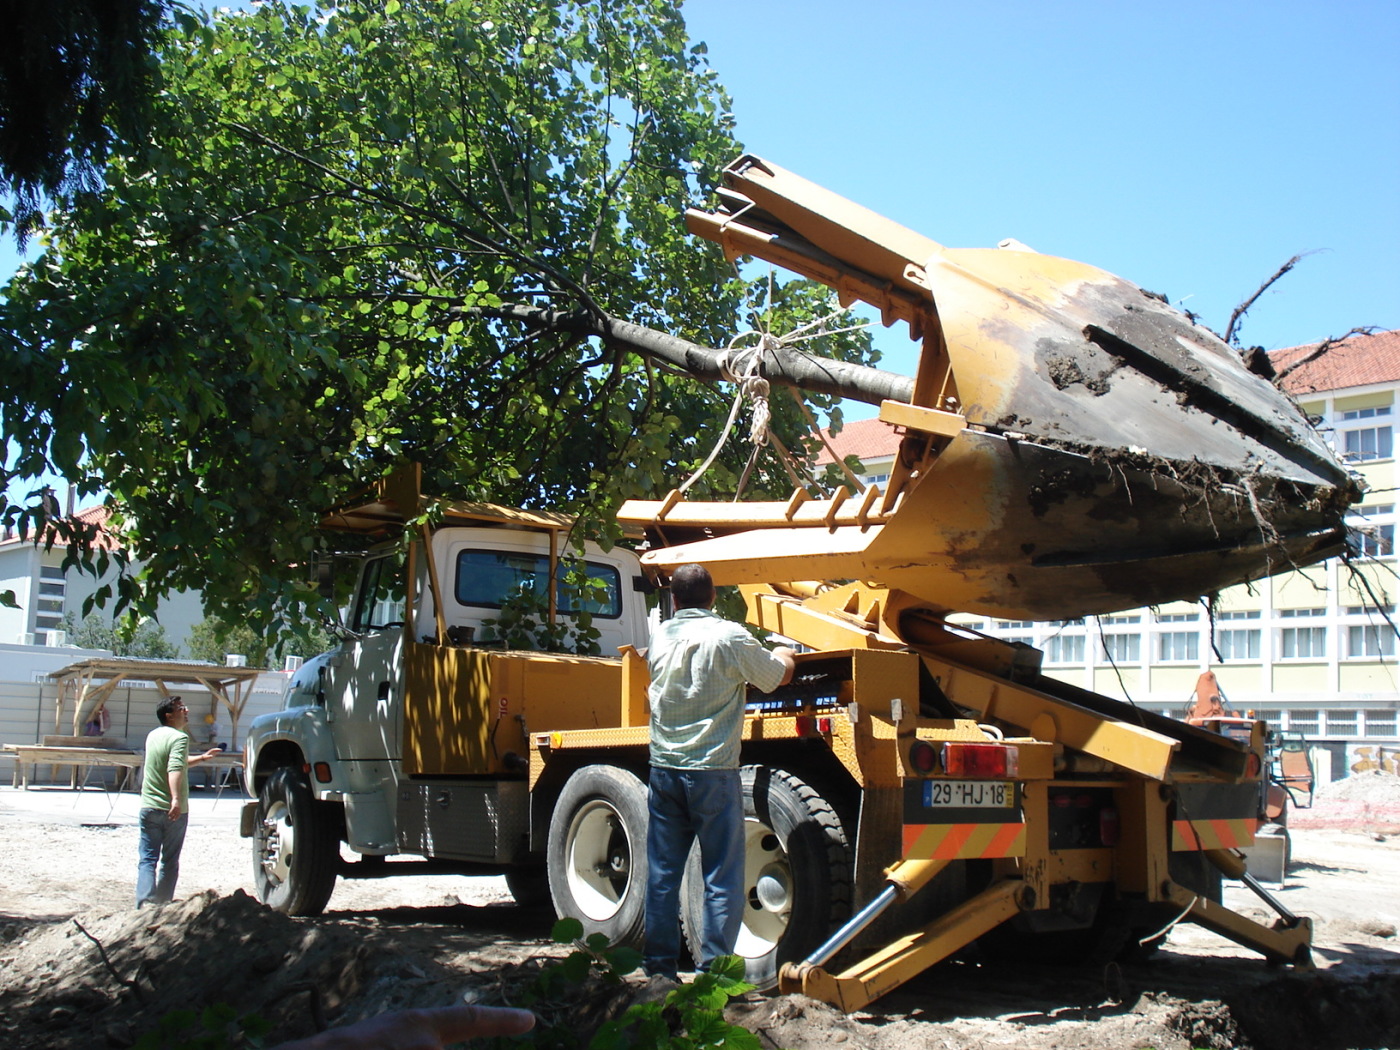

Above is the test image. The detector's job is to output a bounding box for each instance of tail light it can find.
[942,742,1019,778]
[909,740,940,774]
[1100,807,1121,846]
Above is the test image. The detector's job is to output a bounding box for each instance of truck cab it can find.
[241,487,650,915]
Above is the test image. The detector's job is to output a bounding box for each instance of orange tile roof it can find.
[814,416,902,465]
[0,502,116,551]
[1270,329,1400,396]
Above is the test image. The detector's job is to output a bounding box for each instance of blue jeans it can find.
[644,766,744,979]
[136,807,189,907]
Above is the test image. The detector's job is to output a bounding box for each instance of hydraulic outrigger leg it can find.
[779,856,1028,1013]
[1160,848,1314,969]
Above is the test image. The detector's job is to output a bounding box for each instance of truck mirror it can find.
[316,560,336,600]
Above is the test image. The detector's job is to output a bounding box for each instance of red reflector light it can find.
[313,762,333,783]
[816,716,834,735]
[1100,808,1121,846]
[941,742,1018,778]
[909,740,939,774]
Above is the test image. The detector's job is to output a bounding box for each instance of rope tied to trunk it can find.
[677,331,775,493]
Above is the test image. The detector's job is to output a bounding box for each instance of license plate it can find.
[923,780,1015,808]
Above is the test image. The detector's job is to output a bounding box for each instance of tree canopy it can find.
[0,0,167,243]
[1,0,877,633]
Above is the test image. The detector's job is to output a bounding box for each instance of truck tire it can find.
[505,867,552,908]
[547,765,648,947]
[253,766,341,916]
[683,765,852,990]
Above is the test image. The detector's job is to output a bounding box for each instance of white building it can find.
[0,502,205,654]
[819,330,1400,779]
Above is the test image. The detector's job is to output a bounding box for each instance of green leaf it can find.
[552,916,585,943]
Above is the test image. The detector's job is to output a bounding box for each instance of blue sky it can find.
[681,0,1399,387]
[4,0,1397,479]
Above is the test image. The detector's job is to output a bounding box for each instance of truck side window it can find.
[454,550,623,619]
[352,552,408,631]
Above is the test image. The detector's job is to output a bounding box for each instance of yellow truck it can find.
[241,156,1358,1009]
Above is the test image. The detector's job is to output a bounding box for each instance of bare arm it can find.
[771,645,797,687]
[166,768,185,820]
[271,1005,536,1050]
[188,747,224,766]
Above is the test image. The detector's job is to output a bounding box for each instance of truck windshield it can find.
[455,550,622,618]
[352,551,407,631]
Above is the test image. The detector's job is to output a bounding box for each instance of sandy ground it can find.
[2,781,1399,1050]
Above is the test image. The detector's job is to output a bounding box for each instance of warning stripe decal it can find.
[1171,817,1257,851]
[902,821,1027,859]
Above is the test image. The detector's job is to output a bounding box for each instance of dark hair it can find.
[156,697,183,726]
[670,563,715,610]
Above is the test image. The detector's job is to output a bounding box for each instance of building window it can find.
[1347,504,1396,558]
[1100,633,1140,663]
[1325,710,1359,737]
[1216,629,1261,660]
[994,619,1034,630]
[1347,624,1396,658]
[1363,710,1399,737]
[1044,635,1085,664]
[36,565,66,631]
[1286,709,1321,735]
[1339,406,1393,462]
[1217,610,1260,620]
[1157,631,1199,661]
[1279,626,1327,659]
[1098,614,1140,625]
[1155,612,1200,623]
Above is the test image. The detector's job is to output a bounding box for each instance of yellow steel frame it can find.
[781,878,1027,1012]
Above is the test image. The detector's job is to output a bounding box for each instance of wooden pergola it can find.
[49,657,266,750]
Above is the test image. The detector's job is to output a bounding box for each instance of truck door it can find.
[320,549,407,762]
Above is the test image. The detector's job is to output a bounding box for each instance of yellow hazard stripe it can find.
[1171,817,1257,851]
[902,821,1026,859]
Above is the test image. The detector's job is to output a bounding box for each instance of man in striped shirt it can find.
[643,563,795,981]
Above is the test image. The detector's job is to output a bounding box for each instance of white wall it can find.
[0,646,293,784]
[0,533,206,655]
[0,542,38,644]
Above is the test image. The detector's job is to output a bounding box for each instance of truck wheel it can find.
[505,867,552,908]
[253,766,341,916]
[683,766,852,991]
[547,765,648,946]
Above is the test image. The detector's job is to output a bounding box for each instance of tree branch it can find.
[1225,252,1314,346]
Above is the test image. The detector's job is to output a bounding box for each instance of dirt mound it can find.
[1292,769,1400,832]
[1317,769,1400,805]
[3,888,1400,1050]
[0,891,376,1050]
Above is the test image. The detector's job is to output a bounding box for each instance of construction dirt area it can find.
[2,774,1399,1050]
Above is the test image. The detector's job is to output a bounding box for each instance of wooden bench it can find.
[4,743,145,790]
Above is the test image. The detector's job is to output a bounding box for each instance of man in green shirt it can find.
[136,696,222,907]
